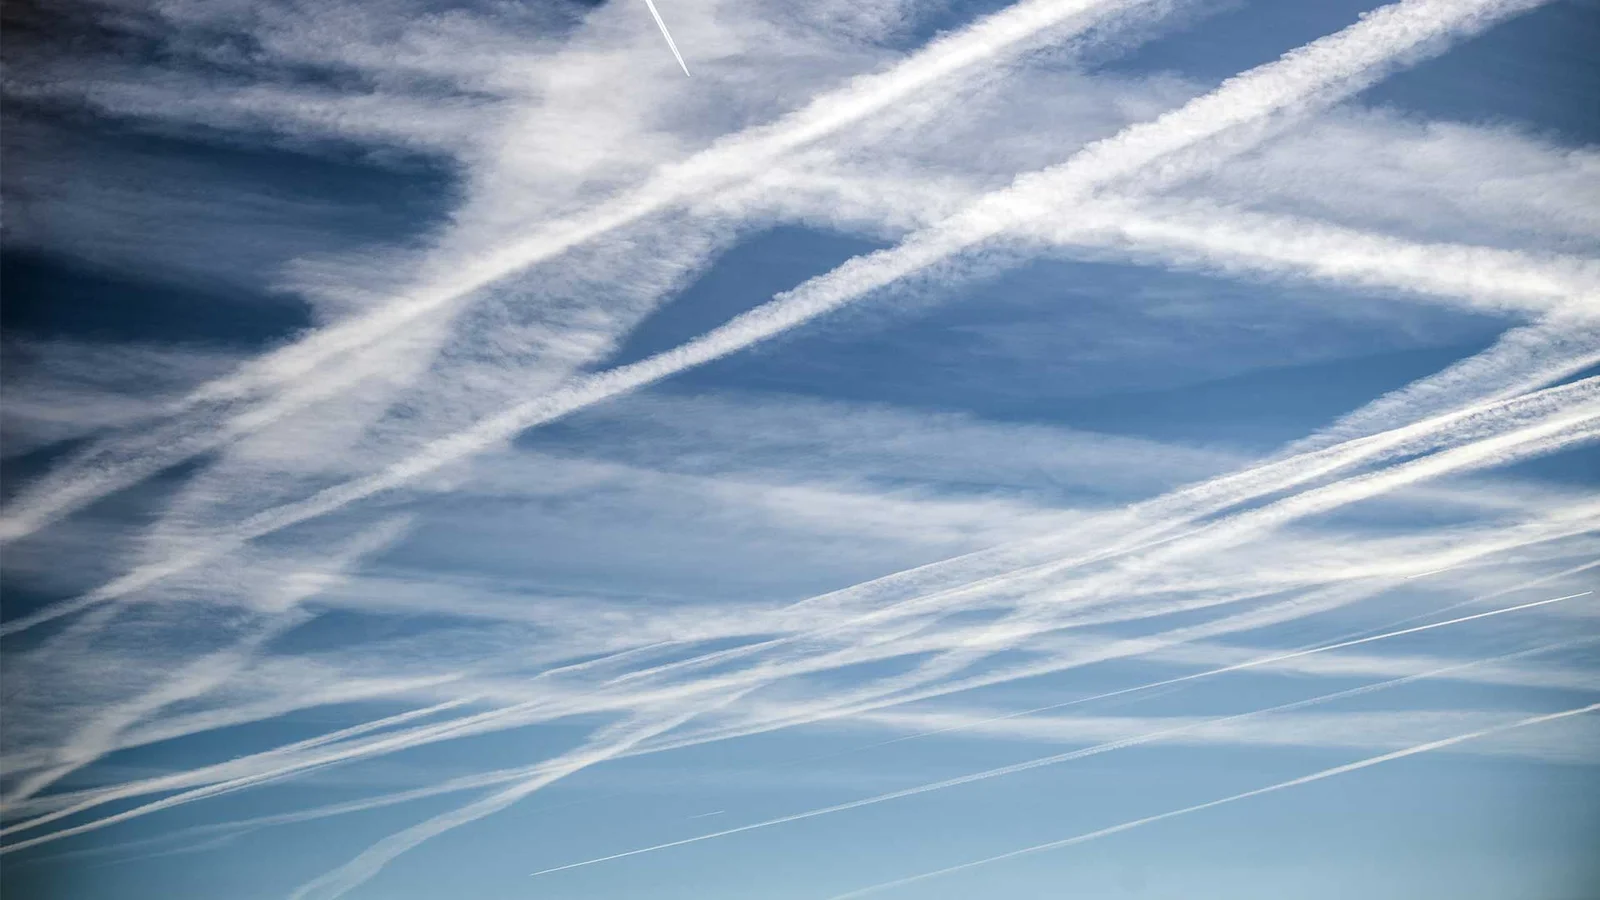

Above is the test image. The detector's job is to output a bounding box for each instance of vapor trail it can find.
[4,0,1545,637]
[0,0,1172,543]
[826,702,1600,898]
[642,0,691,76]
[529,627,1586,878]
[835,588,1596,752]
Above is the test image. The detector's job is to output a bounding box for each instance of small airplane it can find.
[642,0,691,76]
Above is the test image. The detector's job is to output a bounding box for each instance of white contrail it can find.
[286,688,755,900]
[602,500,1597,761]
[528,631,1586,878]
[15,377,1587,791]
[1025,197,1600,315]
[1285,316,1600,455]
[1,516,415,807]
[3,0,1547,637]
[642,0,691,76]
[0,696,480,844]
[831,587,1597,752]
[597,378,1599,698]
[10,375,1589,835]
[0,0,1176,544]
[8,505,1583,850]
[825,702,1600,899]
[779,173,1600,313]
[286,722,675,900]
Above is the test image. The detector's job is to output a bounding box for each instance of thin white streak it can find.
[642,0,691,76]
[7,390,1587,845]
[838,590,1594,752]
[1025,197,1600,313]
[2,516,414,807]
[826,703,1600,899]
[529,638,1579,878]
[288,690,753,900]
[0,697,474,844]
[1289,317,1600,454]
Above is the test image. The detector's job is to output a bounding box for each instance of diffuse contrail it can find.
[590,377,1599,701]
[0,516,417,808]
[283,701,736,900]
[4,383,1589,819]
[826,583,1598,753]
[528,625,1590,878]
[0,0,1175,544]
[6,515,1583,852]
[826,701,1600,898]
[1284,317,1600,455]
[1024,197,1600,314]
[2,0,1552,638]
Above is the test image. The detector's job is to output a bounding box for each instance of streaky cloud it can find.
[4,0,1552,639]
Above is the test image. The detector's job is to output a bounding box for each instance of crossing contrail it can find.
[824,702,1600,898]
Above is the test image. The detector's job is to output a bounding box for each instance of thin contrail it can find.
[10,371,1589,837]
[1027,197,1599,315]
[642,0,691,76]
[526,594,1588,877]
[825,702,1600,898]
[3,0,1549,639]
[10,516,1582,852]
[832,589,1596,752]
[594,380,1598,719]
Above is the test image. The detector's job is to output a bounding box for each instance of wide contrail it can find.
[825,702,1600,898]
[642,0,691,76]
[0,0,1176,544]
[3,0,1549,639]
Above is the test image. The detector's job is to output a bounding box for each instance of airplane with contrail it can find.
[642,0,691,76]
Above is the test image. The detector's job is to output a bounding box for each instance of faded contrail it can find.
[0,0,1174,544]
[3,0,1547,638]
[642,0,691,76]
[6,385,1587,807]
[595,378,1598,702]
[826,702,1600,898]
[529,626,1588,878]
[285,687,759,900]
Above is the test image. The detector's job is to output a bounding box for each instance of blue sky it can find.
[1,0,1597,898]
